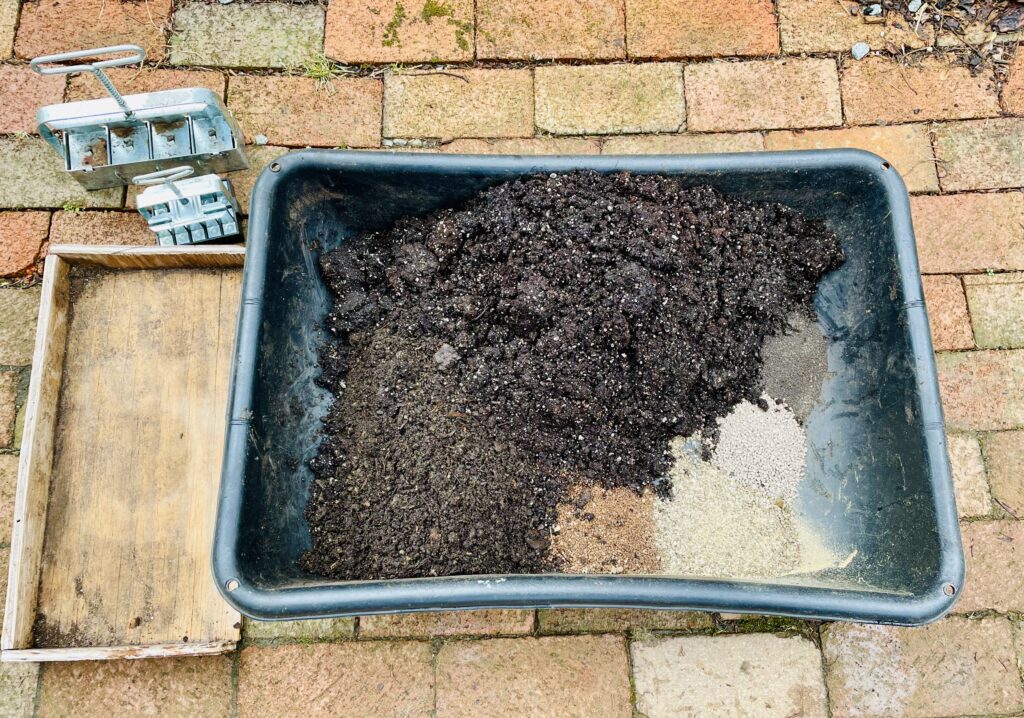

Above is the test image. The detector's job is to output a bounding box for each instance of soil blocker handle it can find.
[30,45,146,118]
[133,166,195,187]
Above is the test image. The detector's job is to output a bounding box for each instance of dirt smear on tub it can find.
[301,171,844,580]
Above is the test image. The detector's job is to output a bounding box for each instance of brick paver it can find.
[478,0,625,60]
[946,433,991,517]
[384,69,533,140]
[535,63,683,135]
[325,0,473,64]
[958,520,1024,613]
[0,373,16,449]
[238,642,434,718]
[936,349,1024,431]
[229,76,382,148]
[0,65,64,136]
[626,0,779,59]
[0,211,49,278]
[0,0,16,59]
[921,275,973,351]
[964,273,1024,349]
[910,193,1024,274]
[632,634,828,718]
[685,59,842,132]
[841,57,1000,125]
[985,430,1024,517]
[243,617,355,642]
[39,656,233,718]
[435,635,631,718]
[602,132,764,154]
[778,0,931,53]
[0,138,122,210]
[537,608,712,633]
[932,118,1024,191]
[170,2,325,69]
[442,137,602,154]
[823,618,1024,718]
[15,0,173,61]
[67,67,225,102]
[1004,51,1024,115]
[0,286,41,365]
[360,609,534,638]
[48,211,153,246]
[0,662,38,718]
[763,125,938,193]
[0,453,17,539]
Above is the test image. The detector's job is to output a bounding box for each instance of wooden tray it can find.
[2,245,245,661]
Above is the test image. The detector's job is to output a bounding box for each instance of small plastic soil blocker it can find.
[32,44,248,190]
[134,166,242,246]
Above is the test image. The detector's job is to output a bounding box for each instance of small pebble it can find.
[382,138,394,147]
[253,134,268,146]
[392,138,408,147]
[864,3,883,15]
[851,42,870,59]
[908,0,922,11]
[433,343,460,370]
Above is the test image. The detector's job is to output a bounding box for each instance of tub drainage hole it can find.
[943,583,956,596]
[226,579,240,592]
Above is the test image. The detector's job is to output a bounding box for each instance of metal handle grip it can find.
[30,45,146,75]
[133,166,195,186]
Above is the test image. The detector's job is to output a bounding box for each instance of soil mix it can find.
[301,171,844,580]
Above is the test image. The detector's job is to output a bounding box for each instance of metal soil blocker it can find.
[32,45,247,190]
[134,166,242,246]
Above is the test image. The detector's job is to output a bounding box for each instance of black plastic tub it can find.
[213,149,964,625]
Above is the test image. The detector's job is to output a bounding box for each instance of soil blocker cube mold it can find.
[214,150,964,626]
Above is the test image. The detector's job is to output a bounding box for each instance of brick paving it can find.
[0,1,1022,716]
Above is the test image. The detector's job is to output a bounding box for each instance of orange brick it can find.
[229,76,382,148]
[360,609,534,638]
[1004,51,1024,115]
[937,349,1024,431]
[0,211,49,277]
[923,275,974,351]
[478,0,625,60]
[384,69,534,140]
[325,0,473,64]
[603,132,764,154]
[985,430,1024,517]
[535,63,684,135]
[39,656,233,718]
[15,0,173,61]
[0,65,64,135]
[627,0,778,59]
[764,125,938,193]
[911,193,1024,274]
[436,636,631,718]
[933,118,1024,192]
[685,58,841,132]
[779,0,931,53]
[442,137,601,154]
[957,520,1024,613]
[49,211,152,246]
[68,67,225,102]
[841,56,1000,125]
[238,642,434,718]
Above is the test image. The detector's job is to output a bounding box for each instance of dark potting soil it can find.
[301,171,844,580]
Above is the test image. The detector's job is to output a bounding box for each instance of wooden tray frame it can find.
[2,245,245,662]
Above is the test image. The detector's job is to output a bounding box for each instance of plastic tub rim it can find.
[213,148,964,626]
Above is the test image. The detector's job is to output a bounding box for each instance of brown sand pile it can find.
[550,486,660,574]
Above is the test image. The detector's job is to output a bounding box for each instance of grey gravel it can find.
[908,0,923,12]
[851,42,870,60]
[759,313,829,423]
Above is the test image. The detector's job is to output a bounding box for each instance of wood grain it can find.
[2,255,70,651]
[31,266,242,649]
